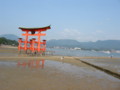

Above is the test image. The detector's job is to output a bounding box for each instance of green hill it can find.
[0,34,19,41]
[0,37,18,46]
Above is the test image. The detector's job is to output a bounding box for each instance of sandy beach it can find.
[0,46,120,90]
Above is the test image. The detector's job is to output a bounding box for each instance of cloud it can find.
[46,28,118,42]
[60,28,82,40]
[92,30,104,35]
[48,28,106,42]
[60,29,107,41]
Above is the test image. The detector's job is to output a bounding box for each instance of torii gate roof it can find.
[19,25,51,32]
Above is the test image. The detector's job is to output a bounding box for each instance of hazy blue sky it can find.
[0,0,120,41]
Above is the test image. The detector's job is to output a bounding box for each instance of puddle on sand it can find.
[43,60,120,82]
[17,60,45,69]
[0,61,16,67]
[0,60,120,90]
[81,59,120,74]
[0,59,120,81]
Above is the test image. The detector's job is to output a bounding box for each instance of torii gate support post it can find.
[43,40,46,51]
[38,31,41,52]
[18,38,22,54]
[24,31,29,54]
[32,38,36,54]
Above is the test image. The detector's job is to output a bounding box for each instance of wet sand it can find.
[0,47,120,90]
[0,60,120,90]
[81,58,120,74]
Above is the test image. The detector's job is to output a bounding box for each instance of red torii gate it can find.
[18,25,51,54]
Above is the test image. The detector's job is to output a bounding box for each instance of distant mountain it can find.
[0,34,120,50]
[79,40,120,50]
[0,34,19,41]
[47,39,120,50]
[47,39,81,48]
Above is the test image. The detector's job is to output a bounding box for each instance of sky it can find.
[0,0,120,42]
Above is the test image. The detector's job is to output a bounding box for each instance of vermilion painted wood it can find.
[18,26,50,54]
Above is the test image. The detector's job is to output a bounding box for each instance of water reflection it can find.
[17,60,45,68]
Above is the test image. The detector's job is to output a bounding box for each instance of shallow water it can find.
[0,60,120,81]
[0,52,18,57]
[81,59,120,74]
[0,60,120,90]
[47,48,120,58]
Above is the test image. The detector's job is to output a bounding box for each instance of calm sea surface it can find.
[47,48,120,58]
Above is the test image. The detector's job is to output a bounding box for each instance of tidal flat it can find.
[0,47,120,90]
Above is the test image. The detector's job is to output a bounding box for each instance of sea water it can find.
[47,48,120,58]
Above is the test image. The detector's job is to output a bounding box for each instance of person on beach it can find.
[61,56,64,60]
[110,55,113,58]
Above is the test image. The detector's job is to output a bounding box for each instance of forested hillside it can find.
[0,37,18,46]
